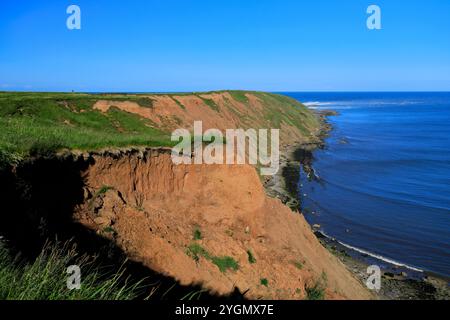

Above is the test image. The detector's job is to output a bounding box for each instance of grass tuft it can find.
[247,250,256,264]
[185,243,238,273]
[186,243,210,262]
[293,260,304,270]
[260,278,269,287]
[305,272,327,300]
[193,227,202,240]
[0,241,147,300]
[97,185,113,195]
[197,96,220,112]
[305,282,325,300]
[170,96,186,110]
[211,256,239,273]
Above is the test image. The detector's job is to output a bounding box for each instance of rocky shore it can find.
[315,231,450,300]
[263,109,335,210]
[265,108,450,300]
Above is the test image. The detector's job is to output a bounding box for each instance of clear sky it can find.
[1,0,450,92]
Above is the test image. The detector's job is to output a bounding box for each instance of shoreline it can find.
[268,108,450,300]
[314,230,450,300]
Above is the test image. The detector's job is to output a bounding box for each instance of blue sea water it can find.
[283,92,450,278]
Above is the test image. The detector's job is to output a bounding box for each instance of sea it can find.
[282,92,450,278]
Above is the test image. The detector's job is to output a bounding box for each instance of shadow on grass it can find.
[0,154,245,300]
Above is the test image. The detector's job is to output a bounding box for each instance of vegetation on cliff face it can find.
[0,90,319,167]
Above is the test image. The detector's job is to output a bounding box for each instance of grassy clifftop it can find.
[0,91,319,166]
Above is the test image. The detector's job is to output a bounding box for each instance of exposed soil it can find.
[0,97,375,300]
[93,92,314,146]
[70,148,372,299]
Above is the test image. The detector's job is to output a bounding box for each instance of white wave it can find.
[303,101,334,107]
[317,231,424,273]
[303,99,422,109]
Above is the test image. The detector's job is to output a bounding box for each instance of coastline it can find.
[315,230,450,300]
[267,108,450,300]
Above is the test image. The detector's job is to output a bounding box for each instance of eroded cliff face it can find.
[0,91,371,299]
[92,91,320,147]
[73,148,372,300]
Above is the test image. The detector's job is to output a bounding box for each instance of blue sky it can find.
[1,0,450,92]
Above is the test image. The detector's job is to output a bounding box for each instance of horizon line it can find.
[2,90,450,94]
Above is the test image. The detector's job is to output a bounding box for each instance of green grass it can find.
[256,92,319,135]
[260,278,269,287]
[0,92,173,167]
[247,250,256,264]
[228,91,249,104]
[305,282,325,300]
[305,272,327,300]
[186,243,210,262]
[97,185,114,196]
[0,241,147,300]
[170,96,186,110]
[89,185,114,209]
[133,97,155,108]
[0,90,319,169]
[102,226,116,234]
[196,95,220,112]
[180,289,209,301]
[186,243,239,273]
[211,256,239,273]
[193,227,202,240]
[293,260,303,270]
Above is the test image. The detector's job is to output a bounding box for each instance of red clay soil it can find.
[93,92,316,146]
[74,148,373,300]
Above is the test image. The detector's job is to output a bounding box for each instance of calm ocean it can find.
[283,92,450,278]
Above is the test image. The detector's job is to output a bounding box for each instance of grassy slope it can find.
[0,91,318,166]
[0,92,172,166]
[0,241,145,300]
[254,91,318,136]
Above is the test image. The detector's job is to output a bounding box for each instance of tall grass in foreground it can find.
[0,241,148,300]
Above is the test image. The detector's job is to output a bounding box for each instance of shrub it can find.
[305,272,327,300]
[305,282,325,300]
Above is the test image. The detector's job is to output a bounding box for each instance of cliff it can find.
[72,148,371,299]
[0,91,371,299]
